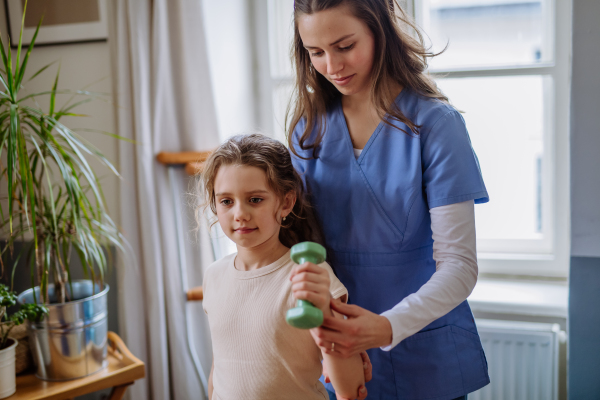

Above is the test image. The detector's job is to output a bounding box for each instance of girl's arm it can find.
[290,263,364,398]
[208,359,214,400]
[314,309,365,398]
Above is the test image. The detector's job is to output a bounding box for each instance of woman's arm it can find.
[312,200,478,357]
[380,200,477,349]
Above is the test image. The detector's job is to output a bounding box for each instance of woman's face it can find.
[297,4,375,99]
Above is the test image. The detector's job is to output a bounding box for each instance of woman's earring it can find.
[283,216,287,221]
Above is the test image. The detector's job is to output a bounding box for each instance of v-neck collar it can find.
[335,88,408,165]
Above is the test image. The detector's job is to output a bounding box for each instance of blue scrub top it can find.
[291,88,490,400]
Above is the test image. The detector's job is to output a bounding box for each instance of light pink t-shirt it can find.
[203,250,347,400]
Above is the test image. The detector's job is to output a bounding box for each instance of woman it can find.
[287,1,490,399]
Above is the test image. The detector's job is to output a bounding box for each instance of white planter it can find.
[0,338,17,399]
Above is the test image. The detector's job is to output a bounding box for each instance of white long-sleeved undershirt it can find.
[380,200,478,351]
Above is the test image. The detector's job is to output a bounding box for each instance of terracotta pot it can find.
[0,338,18,399]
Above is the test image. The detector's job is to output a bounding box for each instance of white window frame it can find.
[254,0,571,278]
[413,0,571,277]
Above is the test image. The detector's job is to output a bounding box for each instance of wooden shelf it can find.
[156,151,212,176]
[13,332,145,400]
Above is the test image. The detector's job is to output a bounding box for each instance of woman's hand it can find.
[323,351,373,400]
[314,298,393,358]
[290,262,332,314]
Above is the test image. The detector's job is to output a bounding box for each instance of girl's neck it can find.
[234,235,289,271]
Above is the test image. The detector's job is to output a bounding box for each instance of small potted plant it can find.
[0,284,47,398]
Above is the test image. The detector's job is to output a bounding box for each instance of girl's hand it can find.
[314,298,393,358]
[323,351,372,400]
[290,262,332,314]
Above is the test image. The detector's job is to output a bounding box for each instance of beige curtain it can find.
[108,0,219,398]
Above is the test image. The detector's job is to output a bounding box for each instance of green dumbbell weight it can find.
[286,242,327,329]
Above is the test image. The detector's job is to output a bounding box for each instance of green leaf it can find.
[0,74,11,94]
[49,66,60,116]
[27,60,57,83]
[74,128,138,144]
[7,105,18,232]
[5,33,14,97]
[28,245,36,305]
[56,97,93,114]
[10,250,23,291]
[18,89,73,104]
[0,30,14,100]
[16,114,38,252]
[14,0,29,78]
[16,15,43,90]
[29,135,58,235]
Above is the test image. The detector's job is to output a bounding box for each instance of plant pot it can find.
[12,323,33,374]
[0,338,18,399]
[18,280,110,381]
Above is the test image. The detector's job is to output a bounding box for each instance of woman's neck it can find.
[234,235,289,271]
[342,81,404,111]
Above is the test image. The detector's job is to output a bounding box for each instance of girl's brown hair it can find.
[199,134,322,248]
[287,0,449,158]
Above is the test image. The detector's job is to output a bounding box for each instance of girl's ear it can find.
[282,191,297,217]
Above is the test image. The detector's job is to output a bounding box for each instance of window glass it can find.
[272,82,294,143]
[420,0,552,69]
[268,0,295,78]
[436,75,548,240]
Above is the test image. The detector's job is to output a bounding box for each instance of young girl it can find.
[200,134,365,400]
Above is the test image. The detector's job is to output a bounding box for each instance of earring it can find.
[283,216,287,221]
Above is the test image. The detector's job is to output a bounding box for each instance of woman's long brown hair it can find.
[287,0,449,158]
[198,134,323,248]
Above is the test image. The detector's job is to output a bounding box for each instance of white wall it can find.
[0,5,119,224]
[570,0,600,258]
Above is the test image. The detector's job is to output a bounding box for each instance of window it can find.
[416,0,571,276]
[257,0,571,277]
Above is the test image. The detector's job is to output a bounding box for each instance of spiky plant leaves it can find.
[0,4,125,304]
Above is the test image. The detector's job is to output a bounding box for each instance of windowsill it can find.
[468,277,568,318]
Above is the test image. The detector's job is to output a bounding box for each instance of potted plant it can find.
[0,284,47,398]
[0,2,127,381]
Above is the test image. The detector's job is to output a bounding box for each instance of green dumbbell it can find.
[286,242,327,329]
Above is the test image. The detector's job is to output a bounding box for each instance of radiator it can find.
[470,319,561,400]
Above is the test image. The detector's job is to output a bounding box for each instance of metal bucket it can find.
[17,280,109,381]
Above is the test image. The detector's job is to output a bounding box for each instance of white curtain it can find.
[108,1,220,399]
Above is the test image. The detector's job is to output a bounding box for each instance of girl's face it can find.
[214,164,294,250]
[297,4,375,99]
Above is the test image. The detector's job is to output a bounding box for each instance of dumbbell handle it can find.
[293,255,322,308]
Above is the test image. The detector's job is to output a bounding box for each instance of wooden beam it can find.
[156,151,213,166]
[186,286,204,301]
[185,162,204,176]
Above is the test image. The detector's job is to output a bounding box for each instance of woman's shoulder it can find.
[399,88,461,134]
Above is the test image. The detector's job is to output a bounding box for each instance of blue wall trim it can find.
[569,256,600,399]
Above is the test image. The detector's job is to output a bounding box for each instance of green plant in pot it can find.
[0,284,47,398]
[0,2,127,381]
